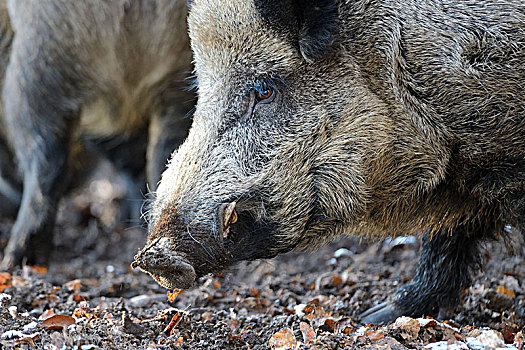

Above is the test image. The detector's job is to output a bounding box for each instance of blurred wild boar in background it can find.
[133,0,525,324]
[0,0,194,269]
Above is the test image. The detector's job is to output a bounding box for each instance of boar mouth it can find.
[133,203,296,290]
[131,237,197,290]
[224,210,295,262]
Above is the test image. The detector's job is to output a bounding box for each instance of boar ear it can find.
[293,0,338,62]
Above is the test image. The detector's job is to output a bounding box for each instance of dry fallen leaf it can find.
[335,317,355,335]
[32,294,59,307]
[11,276,28,288]
[366,330,385,342]
[330,275,343,287]
[39,309,56,321]
[64,279,82,291]
[500,323,518,344]
[41,314,76,330]
[513,331,524,349]
[16,333,39,345]
[73,294,87,303]
[321,318,336,333]
[162,312,180,336]
[300,322,316,345]
[0,272,12,292]
[167,289,181,303]
[496,286,515,298]
[269,328,297,349]
[26,265,47,276]
[393,316,420,340]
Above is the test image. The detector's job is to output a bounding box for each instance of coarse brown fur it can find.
[0,0,194,269]
[138,0,525,322]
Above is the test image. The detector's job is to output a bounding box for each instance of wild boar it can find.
[133,0,525,324]
[0,0,194,269]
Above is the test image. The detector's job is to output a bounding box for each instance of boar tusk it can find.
[221,202,237,240]
[230,207,238,224]
[222,202,237,228]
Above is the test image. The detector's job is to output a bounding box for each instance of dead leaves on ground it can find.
[299,322,316,345]
[0,272,12,291]
[41,314,76,330]
[269,328,297,349]
[497,285,516,299]
[167,289,181,303]
[268,311,524,350]
[162,311,181,336]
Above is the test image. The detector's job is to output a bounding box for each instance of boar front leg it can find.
[361,227,485,324]
[0,40,81,269]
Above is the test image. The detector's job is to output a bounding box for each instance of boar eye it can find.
[256,87,273,101]
[254,81,276,104]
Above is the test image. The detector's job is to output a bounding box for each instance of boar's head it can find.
[133,0,449,289]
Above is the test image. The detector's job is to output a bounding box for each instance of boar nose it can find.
[218,202,238,240]
[131,237,196,289]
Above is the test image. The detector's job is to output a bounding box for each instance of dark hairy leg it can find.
[361,227,485,324]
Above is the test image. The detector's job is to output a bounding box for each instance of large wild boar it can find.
[133,0,525,323]
[0,0,194,269]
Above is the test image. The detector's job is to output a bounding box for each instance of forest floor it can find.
[0,166,524,349]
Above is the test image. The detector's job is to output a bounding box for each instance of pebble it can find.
[334,248,351,258]
[382,236,417,247]
[0,293,12,304]
[1,330,39,340]
[22,321,38,332]
[425,341,468,350]
[477,330,505,348]
[128,294,166,308]
[8,305,17,318]
[465,337,485,350]
[80,345,97,350]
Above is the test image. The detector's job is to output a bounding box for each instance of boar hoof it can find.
[0,248,21,271]
[360,302,404,325]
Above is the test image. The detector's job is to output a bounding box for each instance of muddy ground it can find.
[0,166,524,350]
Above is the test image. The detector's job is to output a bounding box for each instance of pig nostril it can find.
[131,248,196,290]
[219,202,237,239]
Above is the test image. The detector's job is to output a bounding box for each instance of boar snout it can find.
[131,237,196,290]
[133,202,242,289]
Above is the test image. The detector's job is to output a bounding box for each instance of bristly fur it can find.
[143,0,525,321]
